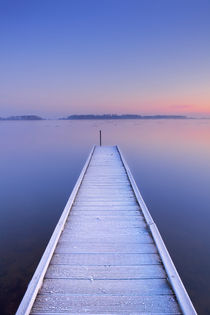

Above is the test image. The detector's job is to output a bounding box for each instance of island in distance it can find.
[0,115,43,120]
[62,114,188,120]
[0,114,189,121]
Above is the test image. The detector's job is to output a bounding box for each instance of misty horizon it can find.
[1,112,210,120]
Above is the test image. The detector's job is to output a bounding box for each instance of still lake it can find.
[0,119,210,314]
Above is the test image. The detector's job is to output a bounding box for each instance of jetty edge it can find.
[16,145,196,314]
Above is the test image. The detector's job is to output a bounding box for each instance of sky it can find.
[0,0,210,117]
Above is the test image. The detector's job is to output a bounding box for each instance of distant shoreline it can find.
[0,115,43,121]
[1,114,209,121]
[63,114,188,120]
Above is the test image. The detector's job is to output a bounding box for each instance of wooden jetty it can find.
[16,146,196,314]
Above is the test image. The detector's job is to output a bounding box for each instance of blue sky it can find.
[0,0,210,117]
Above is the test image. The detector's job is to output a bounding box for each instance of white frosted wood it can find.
[31,295,181,314]
[16,145,195,314]
[55,241,157,254]
[46,264,166,279]
[40,278,172,295]
[51,253,161,266]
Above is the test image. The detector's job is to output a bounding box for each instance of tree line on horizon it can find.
[0,114,188,120]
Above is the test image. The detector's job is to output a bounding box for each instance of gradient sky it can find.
[0,0,210,117]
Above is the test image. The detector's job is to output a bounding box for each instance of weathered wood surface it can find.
[17,146,196,314]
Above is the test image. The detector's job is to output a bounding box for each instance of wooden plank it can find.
[31,295,181,314]
[69,211,142,216]
[73,201,138,206]
[55,242,157,254]
[62,226,148,234]
[76,196,135,200]
[31,313,181,315]
[39,278,173,295]
[67,214,143,220]
[77,189,134,194]
[59,233,153,243]
[71,205,141,210]
[45,265,166,279]
[31,312,181,314]
[51,253,161,266]
[65,220,146,228]
[67,213,144,220]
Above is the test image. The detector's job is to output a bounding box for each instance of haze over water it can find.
[0,119,210,314]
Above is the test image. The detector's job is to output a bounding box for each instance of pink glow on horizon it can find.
[1,90,209,117]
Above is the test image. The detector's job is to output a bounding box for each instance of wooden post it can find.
[99,130,102,146]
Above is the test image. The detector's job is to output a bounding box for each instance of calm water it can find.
[0,119,210,314]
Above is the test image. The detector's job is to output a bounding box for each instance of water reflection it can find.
[0,119,210,314]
